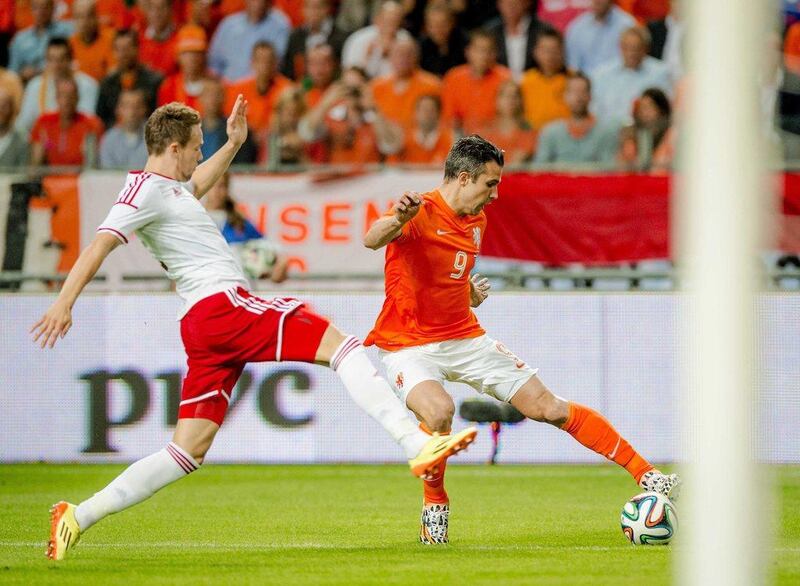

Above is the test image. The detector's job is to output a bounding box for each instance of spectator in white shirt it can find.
[590,27,671,126]
[99,89,148,169]
[484,0,551,81]
[16,37,99,135]
[341,0,412,78]
[647,4,684,86]
[565,0,635,75]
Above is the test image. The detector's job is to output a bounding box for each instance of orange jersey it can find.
[370,69,442,127]
[365,190,486,351]
[224,75,293,133]
[70,27,116,81]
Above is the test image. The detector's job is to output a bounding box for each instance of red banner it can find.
[483,173,800,265]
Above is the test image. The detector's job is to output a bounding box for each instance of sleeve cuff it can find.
[97,227,128,244]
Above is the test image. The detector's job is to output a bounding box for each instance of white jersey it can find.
[98,171,249,317]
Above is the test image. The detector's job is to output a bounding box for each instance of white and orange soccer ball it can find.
[620,491,678,545]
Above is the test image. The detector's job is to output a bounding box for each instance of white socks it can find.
[331,336,429,459]
[74,442,199,531]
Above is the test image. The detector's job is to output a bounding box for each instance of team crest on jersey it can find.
[396,372,404,389]
[494,341,525,369]
[472,227,481,247]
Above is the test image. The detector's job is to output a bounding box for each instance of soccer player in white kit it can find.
[32,97,476,560]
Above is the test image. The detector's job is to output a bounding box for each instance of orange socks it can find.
[420,424,450,505]
[561,402,653,483]
[423,460,449,504]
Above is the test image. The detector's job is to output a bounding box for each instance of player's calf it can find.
[510,377,569,426]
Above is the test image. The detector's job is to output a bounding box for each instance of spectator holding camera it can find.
[299,67,402,164]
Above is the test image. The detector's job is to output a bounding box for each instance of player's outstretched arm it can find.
[363,191,423,250]
[30,233,120,349]
[190,94,249,199]
[469,273,491,308]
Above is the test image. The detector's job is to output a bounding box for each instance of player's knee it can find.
[425,397,455,432]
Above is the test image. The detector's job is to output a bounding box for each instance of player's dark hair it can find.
[144,102,201,155]
[443,135,504,182]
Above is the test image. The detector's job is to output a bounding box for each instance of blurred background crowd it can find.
[0,0,798,172]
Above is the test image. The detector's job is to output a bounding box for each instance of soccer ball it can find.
[620,491,678,545]
[237,239,279,279]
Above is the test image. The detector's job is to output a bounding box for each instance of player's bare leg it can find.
[405,381,469,545]
[316,324,476,479]
[48,419,216,560]
[406,380,456,433]
[510,375,680,499]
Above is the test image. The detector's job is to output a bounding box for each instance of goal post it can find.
[677,0,773,584]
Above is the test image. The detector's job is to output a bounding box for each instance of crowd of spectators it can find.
[0,0,798,171]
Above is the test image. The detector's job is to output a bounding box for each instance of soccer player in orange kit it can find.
[363,135,680,544]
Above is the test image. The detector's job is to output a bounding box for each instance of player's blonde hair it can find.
[144,102,201,155]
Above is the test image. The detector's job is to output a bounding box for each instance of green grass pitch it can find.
[0,464,797,585]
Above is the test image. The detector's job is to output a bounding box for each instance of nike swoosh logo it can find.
[608,437,621,459]
[436,229,450,235]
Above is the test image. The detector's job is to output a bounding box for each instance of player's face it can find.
[462,161,502,215]
[177,124,204,181]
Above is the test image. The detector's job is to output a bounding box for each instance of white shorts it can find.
[378,335,538,404]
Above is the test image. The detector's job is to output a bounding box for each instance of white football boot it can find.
[639,470,682,501]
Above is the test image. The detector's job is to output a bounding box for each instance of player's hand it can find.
[470,274,490,307]
[393,191,424,225]
[226,94,249,148]
[30,300,73,349]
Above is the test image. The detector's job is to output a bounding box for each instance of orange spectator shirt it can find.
[441,64,511,133]
[139,30,179,77]
[224,75,293,133]
[158,73,207,113]
[31,112,104,166]
[786,22,800,75]
[370,69,442,127]
[387,127,453,165]
[70,27,116,81]
[324,118,381,164]
[520,69,570,130]
[304,86,325,109]
[365,190,486,350]
[476,123,537,164]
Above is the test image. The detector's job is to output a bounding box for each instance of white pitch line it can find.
[1,541,798,553]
